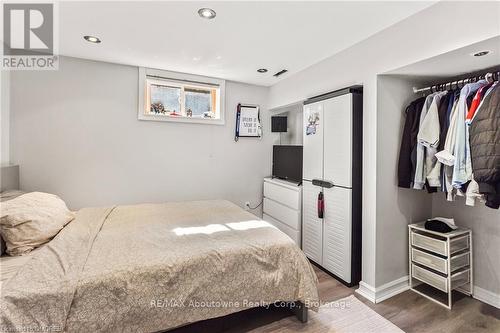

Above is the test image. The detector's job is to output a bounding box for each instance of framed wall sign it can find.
[235,104,261,141]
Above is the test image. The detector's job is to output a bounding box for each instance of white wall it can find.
[1,71,10,165]
[268,1,500,289]
[9,56,271,214]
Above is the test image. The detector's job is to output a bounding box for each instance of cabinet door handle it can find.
[317,191,324,219]
[312,179,335,188]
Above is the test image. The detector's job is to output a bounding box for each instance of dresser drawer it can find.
[412,264,448,292]
[412,249,470,274]
[263,214,300,246]
[264,181,300,210]
[451,268,470,290]
[263,198,300,230]
[412,264,470,293]
[450,235,469,254]
[412,248,447,273]
[450,252,470,273]
[411,233,447,255]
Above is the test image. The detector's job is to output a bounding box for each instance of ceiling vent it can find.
[273,69,288,77]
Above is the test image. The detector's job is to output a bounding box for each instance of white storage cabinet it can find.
[301,86,363,287]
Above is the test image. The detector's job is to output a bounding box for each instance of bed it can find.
[0,170,319,332]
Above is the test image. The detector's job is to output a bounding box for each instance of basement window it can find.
[138,67,225,125]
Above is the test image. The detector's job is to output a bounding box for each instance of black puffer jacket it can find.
[469,84,500,209]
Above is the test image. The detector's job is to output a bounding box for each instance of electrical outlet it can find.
[244,201,251,210]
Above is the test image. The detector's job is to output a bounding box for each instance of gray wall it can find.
[376,75,432,287]
[432,195,500,295]
[1,71,9,165]
[9,56,271,214]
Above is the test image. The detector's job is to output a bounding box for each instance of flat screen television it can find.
[272,145,303,183]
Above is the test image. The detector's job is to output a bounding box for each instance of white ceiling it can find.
[386,36,500,83]
[59,1,434,86]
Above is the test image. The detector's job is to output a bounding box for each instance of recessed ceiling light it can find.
[257,68,268,73]
[84,35,101,43]
[472,50,490,57]
[198,8,216,19]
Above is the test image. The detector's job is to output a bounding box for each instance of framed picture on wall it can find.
[235,104,261,141]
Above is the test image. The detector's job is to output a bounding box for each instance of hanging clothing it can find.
[438,92,453,151]
[452,80,488,189]
[436,97,460,166]
[471,81,498,122]
[418,91,448,186]
[418,91,448,148]
[397,73,498,209]
[439,92,455,192]
[465,177,484,206]
[465,82,493,124]
[435,97,462,201]
[464,82,497,205]
[413,93,437,190]
[469,84,500,209]
[398,97,426,188]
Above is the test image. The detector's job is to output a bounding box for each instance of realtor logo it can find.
[2,2,58,70]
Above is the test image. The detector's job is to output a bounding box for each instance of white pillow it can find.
[0,192,74,256]
[0,190,26,255]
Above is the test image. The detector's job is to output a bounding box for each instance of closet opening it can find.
[375,35,499,308]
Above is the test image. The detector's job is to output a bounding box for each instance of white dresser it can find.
[408,222,473,309]
[262,177,302,246]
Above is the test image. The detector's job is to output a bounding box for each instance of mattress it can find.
[0,200,319,333]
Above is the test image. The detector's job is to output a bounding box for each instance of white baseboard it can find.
[356,277,499,309]
[355,276,409,304]
[355,281,376,303]
[376,276,410,303]
[474,286,500,309]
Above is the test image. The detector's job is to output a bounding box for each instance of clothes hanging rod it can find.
[413,69,500,94]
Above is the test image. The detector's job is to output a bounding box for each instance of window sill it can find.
[138,113,225,125]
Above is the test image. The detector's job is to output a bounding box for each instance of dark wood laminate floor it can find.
[170,264,500,333]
